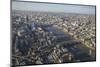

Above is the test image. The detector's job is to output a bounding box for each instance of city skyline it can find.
[11,1,96,66]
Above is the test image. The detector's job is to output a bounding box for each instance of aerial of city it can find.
[11,1,96,66]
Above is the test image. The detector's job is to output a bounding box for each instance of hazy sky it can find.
[12,1,95,14]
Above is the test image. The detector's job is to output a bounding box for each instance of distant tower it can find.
[24,15,29,23]
[26,15,29,22]
[68,53,72,61]
[89,49,92,56]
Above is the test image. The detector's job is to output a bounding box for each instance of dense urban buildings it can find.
[11,10,96,66]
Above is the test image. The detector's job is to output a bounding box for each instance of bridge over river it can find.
[40,24,95,62]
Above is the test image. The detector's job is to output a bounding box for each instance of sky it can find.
[12,1,96,15]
